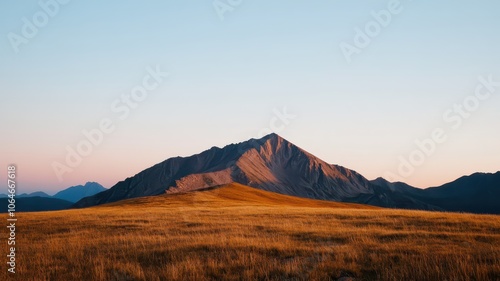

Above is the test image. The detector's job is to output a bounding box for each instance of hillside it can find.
[101,183,377,209]
[10,183,500,281]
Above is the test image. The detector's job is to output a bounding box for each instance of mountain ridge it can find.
[73,134,423,210]
[371,172,500,214]
[53,182,106,203]
[0,182,106,213]
[74,134,500,214]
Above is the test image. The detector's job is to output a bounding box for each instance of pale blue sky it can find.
[1,1,499,193]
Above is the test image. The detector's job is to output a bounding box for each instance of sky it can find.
[1,0,499,194]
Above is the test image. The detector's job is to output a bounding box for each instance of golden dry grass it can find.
[2,183,499,281]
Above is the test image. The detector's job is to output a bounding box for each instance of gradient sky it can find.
[1,1,499,194]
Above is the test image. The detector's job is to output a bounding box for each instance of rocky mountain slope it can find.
[74,134,426,210]
[74,134,499,214]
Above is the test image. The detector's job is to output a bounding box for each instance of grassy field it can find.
[3,183,500,281]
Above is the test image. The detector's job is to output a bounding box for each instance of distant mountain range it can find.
[74,134,500,214]
[373,172,500,214]
[53,182,107,203]
[0,191,52,198]
[0,197,73,213]
[0,182,106,213]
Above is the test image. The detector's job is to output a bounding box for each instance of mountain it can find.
[1,191,52,198]
[75,134,429,210]
[53,182,107,203]
[419,172,500,214]
[371,177,422,195]
[18,191,51,198]
[0,182,107,213]
[1,182,106,203]
[371,172,500,214]
[0,197,73,213]
[74,134,499,214]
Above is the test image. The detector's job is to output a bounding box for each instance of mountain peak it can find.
[55,182,106,203]
[75,134,374,208]
[260,133,282,141]
[256,133,288,149]
[260,133,290,144]
[84,182,102,188]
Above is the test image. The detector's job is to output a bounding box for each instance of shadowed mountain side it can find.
[371,177,424,196]
[344,184,443,211]
[99,183,378,210]
[0,197,73,213]
[419,172,500,214]
[371,172,500,214]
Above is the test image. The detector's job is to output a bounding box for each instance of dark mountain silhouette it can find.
[0,182,106,212]
[17,191,51,198]
[371,172,500,214]
[1,192,51,199]
[1,183,105,203]
[420,172,500,214]
[0,197,73,213]
[53,182,106,203]
[371,177,422,196]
